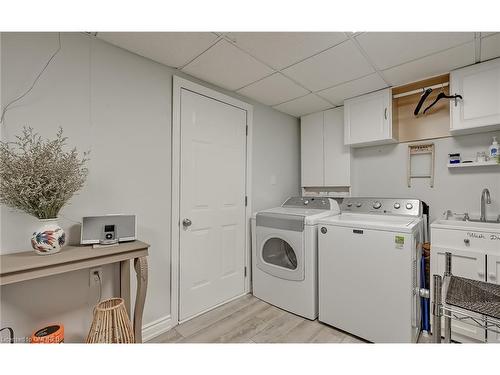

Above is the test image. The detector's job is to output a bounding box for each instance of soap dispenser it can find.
[489,136,498,158]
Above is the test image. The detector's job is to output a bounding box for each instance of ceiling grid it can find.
[97,32,500,117]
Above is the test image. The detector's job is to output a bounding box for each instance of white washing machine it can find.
[251,196,340,319]
[318,197,424,343]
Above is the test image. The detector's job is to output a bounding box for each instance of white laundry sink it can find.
[432,219,500,232]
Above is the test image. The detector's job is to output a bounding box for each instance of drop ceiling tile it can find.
[97,32,219,68]
[382,42,475,86]
[480,33,500,61]
[236,73,309,106]
[225,32,348,70]
[317,73,387,105]
[345,32,364,37]
[356,32,474,70]
[273,94,332,117]
[281,40,374,92]
[182,39,274,91]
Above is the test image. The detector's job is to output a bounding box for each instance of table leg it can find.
[133,256,148,343]
[120,260,131,317]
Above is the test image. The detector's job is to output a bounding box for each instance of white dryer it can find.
[318,197,424,343]
[251,196,340,320]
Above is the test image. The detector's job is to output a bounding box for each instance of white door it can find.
[179,88,247,321]
[323,107,350,186]
[450,58,500,134]
[300,111,324,187]
[433,247,486,342]
[344,88,393,147]
[487,254,500,343]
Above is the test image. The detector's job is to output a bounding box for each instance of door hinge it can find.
[245,196,248,206]
[244,266,247,277]
[246,125,248,136]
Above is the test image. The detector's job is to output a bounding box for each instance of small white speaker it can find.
[81,214,137,245]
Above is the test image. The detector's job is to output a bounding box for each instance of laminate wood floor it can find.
[148,294,367,343]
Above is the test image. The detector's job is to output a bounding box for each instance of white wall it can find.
[351,131,500,225]
[0,32,300,342]
[252,104,301,212]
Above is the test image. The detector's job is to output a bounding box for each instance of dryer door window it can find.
[262,238,298,270]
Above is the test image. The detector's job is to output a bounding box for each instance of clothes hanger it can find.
[423,86,463,114]
[414,88,433,116]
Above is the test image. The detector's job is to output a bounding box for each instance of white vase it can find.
[31,219,66,255]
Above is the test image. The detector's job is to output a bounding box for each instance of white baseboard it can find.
[142,315,173,342]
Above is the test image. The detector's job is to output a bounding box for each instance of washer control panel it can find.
[340,197,421,216]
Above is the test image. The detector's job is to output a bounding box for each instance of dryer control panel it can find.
[340,197,422,217]
[283,196,338,210]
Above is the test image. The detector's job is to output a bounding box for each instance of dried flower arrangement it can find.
[0,127,89,219]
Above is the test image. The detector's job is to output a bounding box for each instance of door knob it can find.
[182,218,192,227]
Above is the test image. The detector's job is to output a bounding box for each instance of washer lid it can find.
[318,213,421,233]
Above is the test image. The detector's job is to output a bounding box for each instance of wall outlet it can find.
[89,267,103,287]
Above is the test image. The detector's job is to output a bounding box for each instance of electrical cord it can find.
[0,33,62,124]
[59,215,82,225]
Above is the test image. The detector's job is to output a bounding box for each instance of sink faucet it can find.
[480,188,491,222]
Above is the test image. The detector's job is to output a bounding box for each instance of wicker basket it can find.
[86,298,134,343]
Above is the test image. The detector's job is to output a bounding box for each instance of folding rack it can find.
[432,252,500,343]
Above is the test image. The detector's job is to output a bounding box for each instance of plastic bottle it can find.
[489,136,498,159]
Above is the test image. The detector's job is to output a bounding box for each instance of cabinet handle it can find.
[489,273,497,281]
[384,107,388,120]
[478,270,485,278]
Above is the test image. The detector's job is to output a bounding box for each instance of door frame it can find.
[171,76,253,325]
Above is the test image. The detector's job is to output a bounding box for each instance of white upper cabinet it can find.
[301,111,324,187]
[344,88,396,147]
[324,108,350,186]
[450,58,500,134]
[301,108,350,187]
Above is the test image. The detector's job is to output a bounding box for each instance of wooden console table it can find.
[0,240,149,343]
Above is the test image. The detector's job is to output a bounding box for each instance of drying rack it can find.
[432,252,500,343]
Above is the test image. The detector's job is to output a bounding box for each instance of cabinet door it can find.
[450,58,500,134]
[344,88,394,147]
[431,247,486,342]
[487,254,500,343]
[323,108,350,186]
[301,111,324,187]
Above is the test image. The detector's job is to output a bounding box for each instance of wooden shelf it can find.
[448,160,500,168]
[0,240,150,343]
